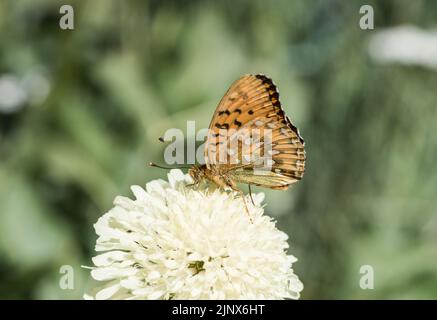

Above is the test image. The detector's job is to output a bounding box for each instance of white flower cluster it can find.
[84,169,303,300]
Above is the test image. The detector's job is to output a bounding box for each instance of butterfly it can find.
[187,74,306,220]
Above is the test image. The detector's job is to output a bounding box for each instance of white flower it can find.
[84,169,303,300]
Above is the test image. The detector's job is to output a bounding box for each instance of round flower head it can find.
[84,169,303,300]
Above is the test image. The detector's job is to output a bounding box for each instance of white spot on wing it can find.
[268,150,280,156]
[280,128,289,135]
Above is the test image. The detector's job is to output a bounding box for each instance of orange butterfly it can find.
[152,74,306,221]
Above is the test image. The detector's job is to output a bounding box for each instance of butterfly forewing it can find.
[204,74,306,189]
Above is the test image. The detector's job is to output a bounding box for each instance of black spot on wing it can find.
[218,110,231,116]
[215,123,229,129]
[211,132,224,138]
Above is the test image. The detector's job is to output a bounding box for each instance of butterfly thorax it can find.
[188,165,235,189]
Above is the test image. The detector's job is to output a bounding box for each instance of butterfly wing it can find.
[204,74,306,189]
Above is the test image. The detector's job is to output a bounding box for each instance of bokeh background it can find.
[1,0,436,299]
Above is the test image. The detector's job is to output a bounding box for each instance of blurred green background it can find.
[0,0,436,299]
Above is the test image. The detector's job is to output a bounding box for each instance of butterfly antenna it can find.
[148,162,191,170]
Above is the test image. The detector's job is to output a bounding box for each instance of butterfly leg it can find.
[186,182,198,188]
[248,184,255,206]
[230,185,253,223]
